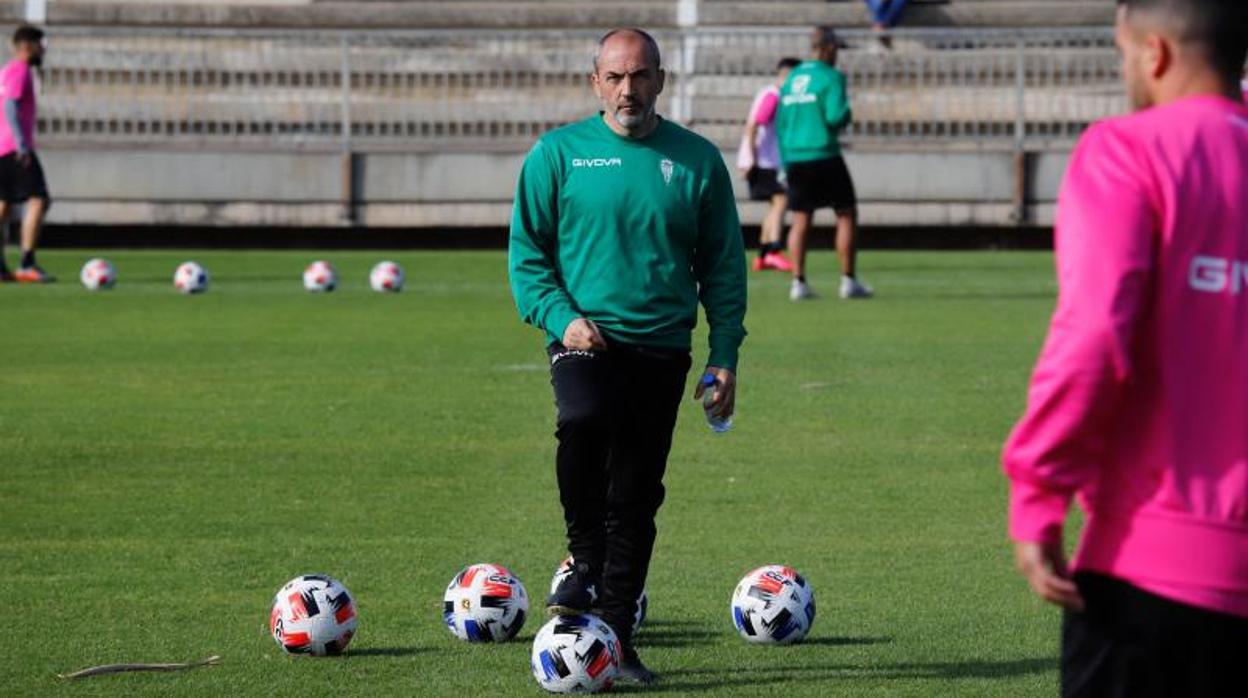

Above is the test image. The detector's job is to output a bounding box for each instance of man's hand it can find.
[694,366,736,419]
[1014,540,1085,611]
[562,318,607,351]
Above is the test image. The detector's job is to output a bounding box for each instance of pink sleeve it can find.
[0,64,29,101]
[752,91,779,126]
[1002,123,1157,544]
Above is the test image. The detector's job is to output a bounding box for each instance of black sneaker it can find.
[0,269,14,282]
[617,643,657,685]
[546,560,599,616]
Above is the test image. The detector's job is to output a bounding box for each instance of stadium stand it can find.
[35,27,1120,149]
[6,1,1116,29]
[5,1,1125,230]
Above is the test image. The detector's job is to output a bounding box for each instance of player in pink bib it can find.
[1003,1,1248,695]
[737,57,799,273]
[0,25,50,283]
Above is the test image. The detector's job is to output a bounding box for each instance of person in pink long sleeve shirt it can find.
[737,57,800,273]
[1003,1,1248,695]
[0,25,50,283]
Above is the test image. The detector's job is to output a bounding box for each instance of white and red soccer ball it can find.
[531,614,621,694]
[269,574,358,656]
[443,563,529,642]
[79,258,116,291]
[549,556,647,636]
[302,260,338,292]
[369,261,404,293]
[730,565,816,645]
[173,261,209,294]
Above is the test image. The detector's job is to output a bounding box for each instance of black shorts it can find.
[0,152,50,204]
[784,156,856,213]
[1062,572,1248,698]
[746,167,785,201]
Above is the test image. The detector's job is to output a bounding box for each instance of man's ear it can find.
[589,71,602,99]
[656,68,666,95]
[1144,33,1172,80]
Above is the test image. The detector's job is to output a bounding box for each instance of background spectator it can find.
[864,0,909,49]
[737,57,801,272]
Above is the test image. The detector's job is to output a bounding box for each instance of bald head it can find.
[590,28,666,138]
[1118,0,1247,82]
[593,28,662,73]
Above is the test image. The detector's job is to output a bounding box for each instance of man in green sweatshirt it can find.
[775,25,872,301]
[508,27,746,684]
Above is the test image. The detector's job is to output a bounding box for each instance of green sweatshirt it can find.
[508,114,747,371]
[776,60,853,164]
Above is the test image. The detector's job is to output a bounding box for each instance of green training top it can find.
[508,114,747,371]
[775,60,853,164]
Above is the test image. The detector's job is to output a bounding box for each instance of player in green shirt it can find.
[775,25,873,301]
[508,28,747,684]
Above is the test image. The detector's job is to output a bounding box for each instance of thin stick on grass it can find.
[57,655,221,680]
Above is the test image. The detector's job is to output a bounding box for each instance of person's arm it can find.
[824,71,853,133]
[508,140,583,343]
[741,120,759,174]
[693,151,747,411]
[750,90,779,168]
[4,99,29,155]
[1003,124,1156,606]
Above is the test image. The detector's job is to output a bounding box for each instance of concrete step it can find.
[6,2,678,29]
[9,0,1113,28]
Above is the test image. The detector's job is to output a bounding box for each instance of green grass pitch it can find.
[1,249,1063,696]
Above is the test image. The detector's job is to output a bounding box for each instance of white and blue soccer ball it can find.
[302,260,337,292]
[443,563,528,642]
[79,258,116,291]
[173,261,209,294]
[550,556,647,636]
[268,574,358,656]
[730,565,816,645]
[369,261,404,292]
[531,614,621,694]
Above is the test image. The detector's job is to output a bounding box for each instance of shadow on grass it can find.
[799,636,893,647]
[615,657,1055,693]
[633,619,717,649]
[346,647,428,658]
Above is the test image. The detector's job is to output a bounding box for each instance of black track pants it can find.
[1062,572,1248,698]
[547,341,691,643]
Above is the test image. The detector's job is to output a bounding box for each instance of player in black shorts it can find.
[738,58,800,272]
[784,157,858,287]
[0,25,51,283]
[774,27,871,300]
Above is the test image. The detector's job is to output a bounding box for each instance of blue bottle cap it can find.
[701,373,717,387]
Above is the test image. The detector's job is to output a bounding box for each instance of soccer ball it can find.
[550,557,648,635]
[173,261,209,294]
[79,258,116,291]
[730,565,816,645]
[443,563,528,642]
[302,260,337,292]
[531,614,621,694]
[268,574,358,656]
[369,261,404,292]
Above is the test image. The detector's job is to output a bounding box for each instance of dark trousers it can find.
[1063,572,1248,698]
[864,0,909,27]
[547,341,691,643]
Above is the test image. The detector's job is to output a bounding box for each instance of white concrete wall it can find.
[38,145,1069,228]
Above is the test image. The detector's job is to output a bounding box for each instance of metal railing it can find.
[34,25,1123,152]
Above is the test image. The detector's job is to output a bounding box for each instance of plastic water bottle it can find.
[701,373,733,433]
